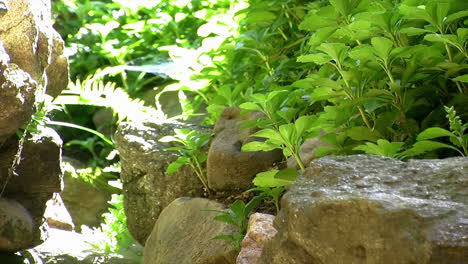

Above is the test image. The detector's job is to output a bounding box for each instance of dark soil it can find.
[207,188,278,216]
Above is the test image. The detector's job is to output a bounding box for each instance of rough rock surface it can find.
[45,31,69,98]
[207,107,283,191]
[142,197,237,264]
[0,0,68,253]
[0,127,63,251]
[237,213,277,264]
[44,193,74,231]
[114,121,209,245]
[0,0,68,89]
[0,199,34,252]
[0,0,68,143]
[0,42,37,142]
[260,155,468,264]
[61,157,111,232]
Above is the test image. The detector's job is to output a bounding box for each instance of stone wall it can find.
[0,0,68,251]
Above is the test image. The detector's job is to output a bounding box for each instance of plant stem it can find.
[191,160,211,195]
[444,43,453,62]
[292,152,305,172]
[335,65,372,129]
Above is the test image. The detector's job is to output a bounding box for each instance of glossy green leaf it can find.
[453,74,468,83]
[251,128,284,143]
[417,127,455,140]
[446,10,468,23]
[253,170,294,187]
[353,139,404,157]
[239,102,262,112]
[399,27,432,36]
[299,15,337,31]
[346,126,382,142]
[349,45,375,61]
[297,53,332,65]
[295,115,315,136]
[371,37,393,60]
[165,156,189,174]
[274,168,299,182]
[241,141,279,152]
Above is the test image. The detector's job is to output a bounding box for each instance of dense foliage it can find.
[51,0,467,253]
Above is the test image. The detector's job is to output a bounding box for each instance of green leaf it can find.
[371,37,393,60]
[245,11,277,25]
[346,126,382,142]
[240,102,262,112]
[457,28,468,42]
[446,10,468,23]
[417,127,455,140]
[299,14,337,31]
[349,45,375,61]
[453,74,468,83]
[404,140,463,157]
[165,156,190,174]
[399,27,432,36]
[244,195,263,216]
[274,168,299,182]
[295,115,315,136]
[251,129,284,145]
[253,170,294,188]
[353,139,404,157]
[308,27,338,46]
[213,214,237,226]
[278,124,297,145]
[424,34,457,44]
[230,200,246,219]
[241,141,278,152]
[297,54,332,65]
[317,43,349,65]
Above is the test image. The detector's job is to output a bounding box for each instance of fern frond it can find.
[54,72,164,122]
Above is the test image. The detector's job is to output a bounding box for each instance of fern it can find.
[54,71,164,123]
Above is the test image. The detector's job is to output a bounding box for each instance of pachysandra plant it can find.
[160,129,212,193]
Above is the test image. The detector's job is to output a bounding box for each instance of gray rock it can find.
[207,107,283,191]
[142,197,237,264]
[0,199,34,252]
[0,0,67,87]
[45,31,69,98]
[260,155,468,264]
[0,43,37,142]
[61,157,111,232]
[0,0,68,143]
[114,121,208,245]
[0,127,63,250]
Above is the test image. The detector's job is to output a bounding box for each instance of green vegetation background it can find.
[48,0,468,255]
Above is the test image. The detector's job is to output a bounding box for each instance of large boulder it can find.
[0,127,63,251]
[261,155,468,264]
[0,199,34,252]
[114,121,208,245]
[0,0,68,90]
[207,107,283,191]
[0,0,69,143]
[143,197,237,264]
[0,42,37,143]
